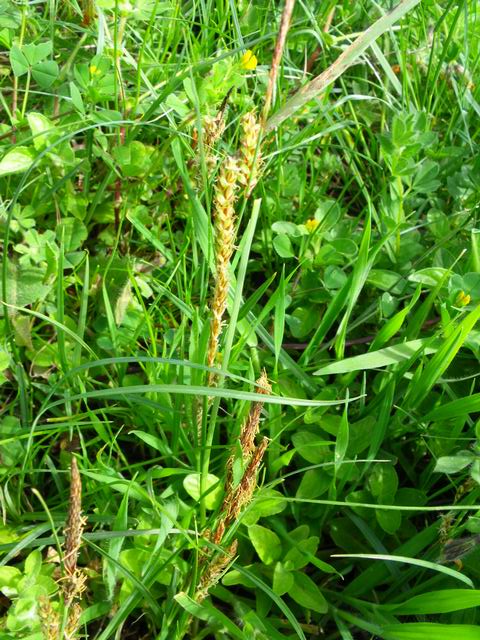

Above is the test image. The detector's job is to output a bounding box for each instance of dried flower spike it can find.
[207,155,239,384]
[239,370,271,460]
[237,111,262,196]
[225,370,271,489]
[196,539,238,602]
[63,456,87,611]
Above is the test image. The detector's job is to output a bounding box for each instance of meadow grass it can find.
[0,0,480,638]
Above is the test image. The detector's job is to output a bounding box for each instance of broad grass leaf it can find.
[314,339,434,375]
[248,525,282,565]
[405,304,480,410]
[332,554,473,587]
[266,0,422,130]
[174,592,244,639]
[289,572,328,614]
[426,393,480,421]
[384,589,480,615]
[380,623,480,640]
[335,209,371,358]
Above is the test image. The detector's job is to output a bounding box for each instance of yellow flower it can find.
[89,64,99,76]
[455,290,471,306]
[241,50,258,71]
[305,218,320,233]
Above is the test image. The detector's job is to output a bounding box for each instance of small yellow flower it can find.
[455,290,471,306]
[305,218,320,233]
[89,64,99,76]
[241,50,258,71]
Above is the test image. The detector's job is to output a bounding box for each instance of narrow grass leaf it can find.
[425,393,480,421]
[267,0,421,130]
[331,554,473,587]
[380,623,480,640]
[314,339,436,375]
[405,305,480,410]
[382,589,480,615]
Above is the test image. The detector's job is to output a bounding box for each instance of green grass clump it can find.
[1,0,480,638]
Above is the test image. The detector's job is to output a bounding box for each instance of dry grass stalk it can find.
[206,154,239,384]
[262,0,297,125]
[237,111,262,196]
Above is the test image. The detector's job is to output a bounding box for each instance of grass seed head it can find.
[237,111,262,195]
[207,155,239,381]
[196,539,238,603]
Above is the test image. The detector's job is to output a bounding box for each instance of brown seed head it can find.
[237,111,262,195]
[207,155,239,382]
[196,539,238,603]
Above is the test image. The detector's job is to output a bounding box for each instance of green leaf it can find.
[267,0,422,130]
[248,524,282,565]
[27,112,57,150]
[183,473,221,510]
[292,431,332,464]
[331,554,473,587]
[289,572,328,614]
[376,509,402,535]
[384,589,480,615]
[174,592,245,639]
[243,489,287,526]
[9,45,29,77]
[274,267,286,365]
[32,60,59,88]
[69,82,85,114]
[23,41,52,65]
[314,339,436,375]
[0,147,33,176]
[426,393,480,421]
[56,218,88,252]
[0,566,22,597]
[405,305,480,410]
[380,623,480,640]
[273,234,294,258]
[273,562,293,596]
[434,454,474,474]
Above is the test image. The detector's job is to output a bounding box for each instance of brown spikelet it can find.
[196,539,238,603]
[63,456,87,627]
[237,111,262,195]
[193,113,226,176]
[38,596,60,640]
[65,602,82,640]
[207,155,239,384]
[239,370,271,459]
[64,457,83,579]
[222,436,269,527]
[225,370,271,488]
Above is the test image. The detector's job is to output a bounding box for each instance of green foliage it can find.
[1,0,480,638]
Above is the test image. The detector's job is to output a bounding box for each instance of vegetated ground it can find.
[1,0,480,639]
